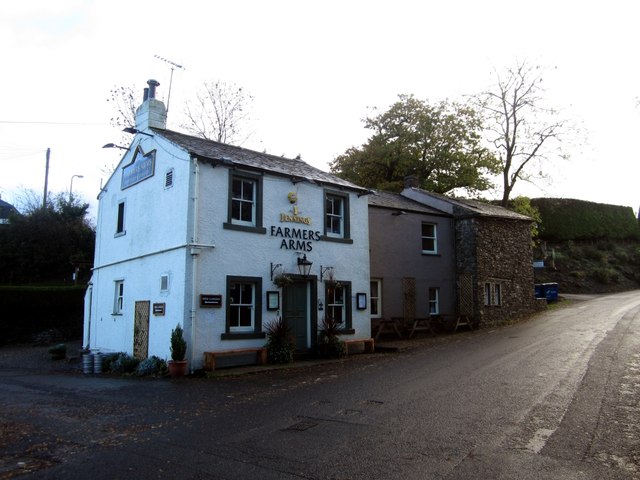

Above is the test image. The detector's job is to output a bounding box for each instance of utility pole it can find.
[43,147,50,209]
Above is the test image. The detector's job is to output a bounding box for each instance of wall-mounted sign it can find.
[200,294,222,308]
[153,303,166,316]
[121,148,156,190]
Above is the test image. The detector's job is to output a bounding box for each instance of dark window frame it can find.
[322,189,352,244]
[115,201,126,236]
[223,171,266,234]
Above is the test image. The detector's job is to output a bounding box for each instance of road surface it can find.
[1,291,639,479]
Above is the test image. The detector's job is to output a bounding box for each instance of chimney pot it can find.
[147,79,160,99]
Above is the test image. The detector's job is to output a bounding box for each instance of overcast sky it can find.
[2,0,639,218]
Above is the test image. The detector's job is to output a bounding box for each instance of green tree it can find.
[0,192,95,285]
[330,95,500,193]
[476,60,568,206]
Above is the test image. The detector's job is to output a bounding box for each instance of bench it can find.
[408,316,436,338]
[372,318,404,340]
[342,338,375,355]
[203,347,267,371]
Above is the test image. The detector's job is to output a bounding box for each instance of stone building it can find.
[401,187,537,327]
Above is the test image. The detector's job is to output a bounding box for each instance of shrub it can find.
[265,316,296,364]
[593,267,620,284]
[170,324,187,361]
[317,317,346,359]
[582,246,605,262]
[135,356,168,377]
[110,353,140,374]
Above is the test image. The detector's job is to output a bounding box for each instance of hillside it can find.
[534,240,640,294]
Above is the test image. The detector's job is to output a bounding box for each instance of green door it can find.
[283,281,309,351]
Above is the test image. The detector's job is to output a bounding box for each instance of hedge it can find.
[0,286,85,344]
[532,198,640,241]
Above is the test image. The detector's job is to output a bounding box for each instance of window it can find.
[232,177,255,225]
[223,276,265,339]
[324,280,352,331]
[370,280,382,318]
[484,282,502,306]
[324,191,351,242]
[421,222,437,254]
[224,173,265,234]
[116,201,125,235]
[428,287,439,315]
[113,280,124,314]
[165,169,174,188]
[160,274,169,292]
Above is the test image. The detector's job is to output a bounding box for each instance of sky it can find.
[2,0,639,220]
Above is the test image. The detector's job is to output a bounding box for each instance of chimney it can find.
[135,79,167,130]
[404,175,419,189]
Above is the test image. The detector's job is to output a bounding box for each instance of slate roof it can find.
[154,128,368,193]
[405,188,533,221]
[368,190,448,216]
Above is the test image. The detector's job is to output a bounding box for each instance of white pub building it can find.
[84,80,372,370]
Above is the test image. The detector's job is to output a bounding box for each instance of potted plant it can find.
[317,316,346,358]
[168,323,188,378]
[273,271,293,288]
[265,316,296,364]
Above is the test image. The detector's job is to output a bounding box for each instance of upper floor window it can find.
[232,177,255,225]
[224,173,266,234]
[421,222,437,254]
[116,201,126,236]
[324,191,351,242]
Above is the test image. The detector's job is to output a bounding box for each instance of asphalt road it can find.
[1,291,639,479]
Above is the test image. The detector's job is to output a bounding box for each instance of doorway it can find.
[282,279,317,351]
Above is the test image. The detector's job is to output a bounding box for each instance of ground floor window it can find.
[484,282,502,306]
[223,276,265,339]
[113,280,124,314]
[324,280,352,330]
[370,279,382,318]
[428,287,439,315]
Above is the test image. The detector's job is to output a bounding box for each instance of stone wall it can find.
[456,216,536,327]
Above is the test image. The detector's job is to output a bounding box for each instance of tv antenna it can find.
[154,55,185,115]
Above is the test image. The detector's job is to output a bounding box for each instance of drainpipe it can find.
[189,158,200,371]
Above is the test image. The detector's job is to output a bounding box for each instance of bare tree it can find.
[181,79,254,144]
[477,61,568,206]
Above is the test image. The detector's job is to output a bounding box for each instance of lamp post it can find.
[297,255,313,278]
[70,174,84,199]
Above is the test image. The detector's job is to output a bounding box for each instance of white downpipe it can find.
[190,158,200,371]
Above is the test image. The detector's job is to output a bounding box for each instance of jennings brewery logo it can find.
[281,191,312,225]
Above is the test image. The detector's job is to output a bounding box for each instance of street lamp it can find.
[70,174,84,198]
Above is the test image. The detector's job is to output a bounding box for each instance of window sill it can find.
[320,235,353,244]
[223,223,266,234]
[421,252,439,256]
[221,332,267,340]
[114,231,126,238]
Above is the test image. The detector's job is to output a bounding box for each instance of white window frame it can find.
[421,222,437,254]
[484,282,502,307]
[229,281,256,332]
[325,194,344,238]
[370,279,382,318]
[113,280,124,314]
[231,177,256,227]
[428,287,439,315]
